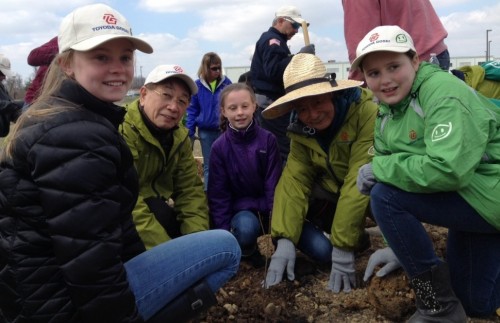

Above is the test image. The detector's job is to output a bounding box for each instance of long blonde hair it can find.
[1,51,75,159]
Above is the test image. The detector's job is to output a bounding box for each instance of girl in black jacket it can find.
[0,4,240,323]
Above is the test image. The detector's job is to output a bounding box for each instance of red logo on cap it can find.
[103,13,117,25]
[173,65,184,73]
[369,33,379,43]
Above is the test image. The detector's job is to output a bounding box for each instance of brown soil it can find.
[200,223,499,323]
[191,158,499,323]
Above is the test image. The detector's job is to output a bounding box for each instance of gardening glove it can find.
[363,247,401,282]
[298,44,315,55]
[356,163,376,195]
[328,246,356,293]
[264,238,296,288]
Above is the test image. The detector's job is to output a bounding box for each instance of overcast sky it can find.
[1,0,499,82]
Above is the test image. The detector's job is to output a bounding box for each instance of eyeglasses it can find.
[151,88,189,109]
[284,18,301,30]
[210,66,221,72]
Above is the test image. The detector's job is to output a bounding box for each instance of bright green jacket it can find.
[271,88,378,251]
[373,62,500,231]
[121,99,209,249]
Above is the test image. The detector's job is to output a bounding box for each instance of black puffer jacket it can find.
[0,80,146,322]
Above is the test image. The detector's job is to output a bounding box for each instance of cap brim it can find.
[0,68,12,78]
[291,17,306,24]
[262,79,363,119]
[70,34,153,54]
[147,74,198,96]
[170,75,198,95]
[351,46,411,71]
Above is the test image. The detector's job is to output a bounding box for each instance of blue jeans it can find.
[297,221,332,264]
[231,210,266,255]
[124,229,241,320]
[198,129,220,190]
[370,183,500,317]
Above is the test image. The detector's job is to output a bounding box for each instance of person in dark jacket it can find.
[186,52,232,190]
[250,5,315,163]
[24,36,58,108]
[0,4,240,323]
[208,83,282,266]
[0,54,22,137]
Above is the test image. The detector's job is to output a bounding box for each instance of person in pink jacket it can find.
[342,0,450,80]
[24,36,58,107]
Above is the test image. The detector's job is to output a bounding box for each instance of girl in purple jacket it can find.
[208,83,282,266]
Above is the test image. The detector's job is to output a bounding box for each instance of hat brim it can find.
[70,34,153,54]
[0,68,12,78]
[290,16,306,24]
[351,46,411,71]
[262,79,363,119]
[147,74,198,96]
[168,75,198,96]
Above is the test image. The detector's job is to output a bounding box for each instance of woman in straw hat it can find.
[262,53,378,293]
[354,25,500,321]
[0,4,240,322]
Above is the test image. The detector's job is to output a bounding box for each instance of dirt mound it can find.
[201,224,499,322]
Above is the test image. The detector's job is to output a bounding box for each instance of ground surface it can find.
[191,144,499,323]
[200,224,499,323]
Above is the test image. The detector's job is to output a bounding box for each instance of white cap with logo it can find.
[351,25,416,71]
[0,54,12,78]
[145,65,198,95]
[275,5,306,24]
[58,3,153,54]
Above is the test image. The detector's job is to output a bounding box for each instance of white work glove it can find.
[363,247,402,282]
[264,238,296,288]
[356,163,376,195]
[328,246,356,293]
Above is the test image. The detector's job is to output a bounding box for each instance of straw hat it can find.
[262,54,363,119]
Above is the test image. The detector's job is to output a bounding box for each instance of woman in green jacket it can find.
[355,26,500,321]
[262,53,378,293]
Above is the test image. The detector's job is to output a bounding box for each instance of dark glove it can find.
[356,163,376,195]
[363,247,401,281]
[298,44,315,55]
[328,246,356,293]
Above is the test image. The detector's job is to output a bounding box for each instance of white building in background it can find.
[224,56,496,83]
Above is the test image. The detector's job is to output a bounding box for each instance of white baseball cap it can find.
[58,3,153,54]
[0,54,12,77]
[351,25,416,71]
[275,5,306,24]
[145,65,198,95]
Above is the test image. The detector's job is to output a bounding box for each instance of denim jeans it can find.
[124,229,241,320]
[231,210,263,255]
[255,94,291,164]
[198,129,220,191]
[297,221,332,264]
[370,183,500,316]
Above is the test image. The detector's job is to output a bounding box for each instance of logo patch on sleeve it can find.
[269,39,281,46]
[431,122,452,142]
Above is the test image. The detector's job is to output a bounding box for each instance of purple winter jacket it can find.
[207,120,282,230]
